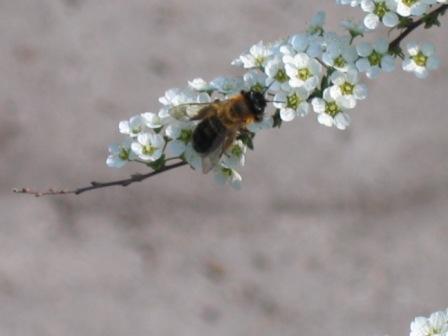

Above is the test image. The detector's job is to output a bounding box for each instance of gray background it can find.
[1,1,448,335]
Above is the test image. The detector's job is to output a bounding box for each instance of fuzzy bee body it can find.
[187,90,267,173]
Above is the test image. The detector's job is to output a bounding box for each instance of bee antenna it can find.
[262,80,275,95]
[265,100,285,104]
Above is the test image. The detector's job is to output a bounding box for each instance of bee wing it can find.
[169,102,212,121]
[201,130,237,174]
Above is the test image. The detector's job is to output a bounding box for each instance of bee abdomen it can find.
[193,116,225,154]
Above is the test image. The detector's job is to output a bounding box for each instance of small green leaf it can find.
[272,109,282,128]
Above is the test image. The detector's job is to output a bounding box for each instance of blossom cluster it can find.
[106,1,444,188]
[410,308,448,336]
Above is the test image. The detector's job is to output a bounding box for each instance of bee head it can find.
[243,90,266,122]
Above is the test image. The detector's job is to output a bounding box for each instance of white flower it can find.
[131,133,165,162]
[337,0,362,6]
[214,165,242,190]
[283,53,323,91]
[341,19,367,37]
[221,140,247,169]
[329,69,368,109]
[402,42,440,79]
[307,11,326,35]
[234,41,273,69]
[106,139,134,168]
[165,122,194,157]
[312,88,351,130]
[244,70,268,92]
[322,35,358,72]
[141,112,163,129]
[410,310,448,336]
[210,76,244,95]
[361,0,399,30]
[188,78,213,92]
[356,38,395,78]
[273,88,310,122]
[264,56,291,92]
[396,0,435,17]
[119,115,144,138]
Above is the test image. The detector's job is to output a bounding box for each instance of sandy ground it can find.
[1,1,448,335]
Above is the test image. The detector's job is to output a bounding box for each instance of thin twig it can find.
[390,4,448,51]
[13,161,188,197]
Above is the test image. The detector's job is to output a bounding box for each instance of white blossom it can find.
[106,139,134,168]
[273,88,310,121]
[141,112,163,129]
[410,309,448,336]
[396,0,436,17]
[356,38,395,78]
[329,69,368,109]
[244,70,268,92]
[233,41,273,69]
[188,78,213,92]
[360,0,399,30]
[264,56,291,92]
[337,0,362,6]
[402,42,440,79]
[119,115,144,138]
[322,34,358,72]
[312,88,351,130]
[131,133,165,162]
[210,76,244,95]
[221,140,247,169]
[283,53,323,91]
[214,166,242,190]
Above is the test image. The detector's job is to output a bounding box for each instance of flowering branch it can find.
[390,4,448,52]
[14,1,448,196]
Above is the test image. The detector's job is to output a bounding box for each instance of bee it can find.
[175,90,267,173]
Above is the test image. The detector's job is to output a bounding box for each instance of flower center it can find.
[275,68,288,82]
[251,83,265,93]
[231,145,243,158]
[132,126,142,134]
[308,26,324,36]
[412,51,428,67]
[286,92,301,109]
[221,167,233,177]
[179,129,192,144]
[374,1,389,18]
[368,50,382,66]
[298,68,312,81]
[334,55,347,68]
[325,101,341,117]
[255,56,266,67]
[118,148,129,161]
[143,144,156,155]
[340,82,355,95]
[402,0,418,7]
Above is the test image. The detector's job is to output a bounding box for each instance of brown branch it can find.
[390,4,448,51]
[13,161,188,197]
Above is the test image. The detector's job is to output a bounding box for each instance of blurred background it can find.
[1,0,448,335]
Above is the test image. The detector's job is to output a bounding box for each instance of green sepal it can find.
[238,130,255,150]
[148,154,166,171]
